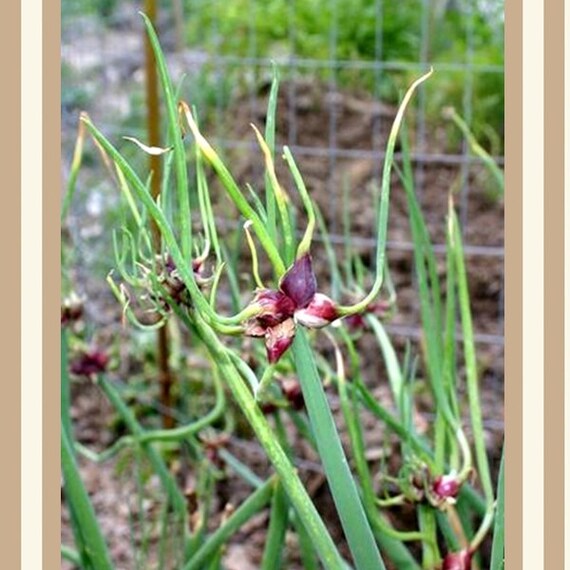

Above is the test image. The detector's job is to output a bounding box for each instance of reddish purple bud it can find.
[432,473,460,501]
[370,299,392,318]
[61,303,83,326]
[243,289,297,337]
[205,447,219,465]
[70,349,109,377]
[345,313,366,331]
[163,273,187,300]
[191,257,203,273]
[202,434,229,469]
[279,254,317,309]
[191,256,211,285]
[280,378,304,410]
[442,549,472,570]
[61,294,84,326]
[260,401,278,415]
[164,254,209,287]
[265,318,296,363]
[164,254,177,274]
[295,293,339,328]
[253,290,296,328]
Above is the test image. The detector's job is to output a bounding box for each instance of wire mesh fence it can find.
[61,0,504,363]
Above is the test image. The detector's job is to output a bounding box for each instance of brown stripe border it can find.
[544,0,565,567]
[504,0,523,568]
[45,0,61,568]
[1,1,21,569]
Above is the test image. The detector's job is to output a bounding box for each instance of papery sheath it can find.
[250,289,296,329]
[265,318,296,363]
[295,293,339,328]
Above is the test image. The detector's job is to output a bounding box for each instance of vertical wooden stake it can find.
[145,0,175,429]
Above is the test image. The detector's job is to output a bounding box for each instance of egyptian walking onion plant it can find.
[61,13,504,570]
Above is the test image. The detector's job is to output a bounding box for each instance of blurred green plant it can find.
[185,0,504,152]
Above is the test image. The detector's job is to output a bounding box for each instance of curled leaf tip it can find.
[123,136,173,156]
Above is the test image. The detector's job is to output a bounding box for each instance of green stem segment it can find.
[283,146,316,258]
[140,12,191,262]
[292,329,386,570]
[61,424,114,570]
[450,206,495,546]
[252,124,295,265]
[179,102,286,276]
[61,329,73,444]
[182,478,276,570]
[332,334,423,569]
[260,479,289,570]
[264,64,280,244]
[489,445,505,569]
[338,68,433,316]
[191,314,347,570]
[61,120,85,223]
[418,505,440,569]
[443,106,504,194]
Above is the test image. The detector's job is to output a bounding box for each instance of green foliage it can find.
[61,0,118,21]
[186,0,423,63]
[185,0,504,150]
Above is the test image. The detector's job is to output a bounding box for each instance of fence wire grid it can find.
[61,1,505,363]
